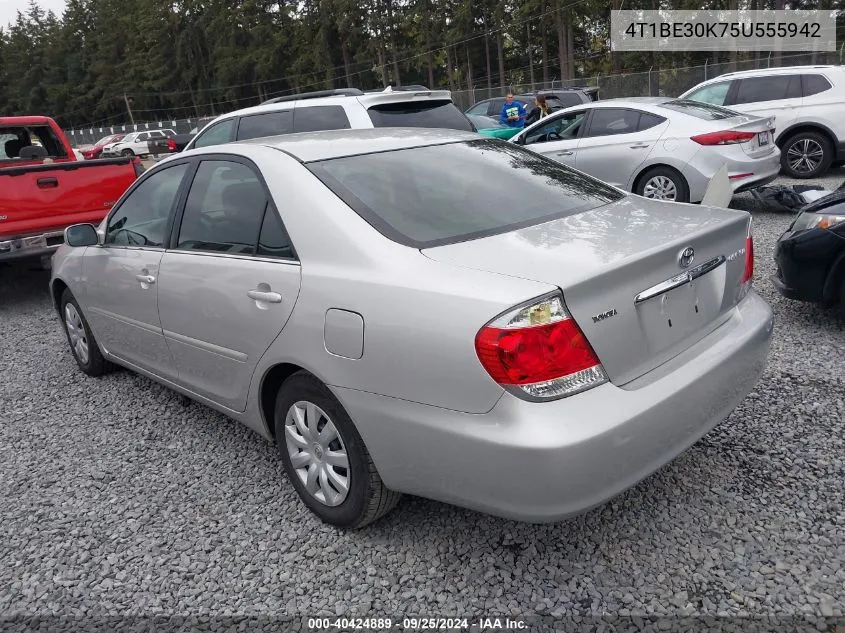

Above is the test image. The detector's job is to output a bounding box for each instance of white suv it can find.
[679,65,845,178]
[184,87,474,151]
[106,129,176,157]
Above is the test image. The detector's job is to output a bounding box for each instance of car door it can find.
[725,75,802,134]
[156,157,301,412]
[133,132,150,154]
[575,108,668,188]
[517,109,587,167]
[83,161,190,377]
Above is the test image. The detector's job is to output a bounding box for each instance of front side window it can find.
[584,109,641,137]
[523,111,586,145]
[686,82,731,106]
[177,160,268,255]
[193,119,235,148]
[236,111,293,141]
[308,139,623,248]
[105,163,189,247]
[733,75,800,104]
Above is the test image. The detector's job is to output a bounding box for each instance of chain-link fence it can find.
[66,51,845,144]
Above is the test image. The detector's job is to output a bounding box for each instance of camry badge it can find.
[678,246,695,269]
[592,308,618,324]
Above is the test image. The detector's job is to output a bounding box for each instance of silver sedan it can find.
[510,97,781,203]
[51,129,773,528]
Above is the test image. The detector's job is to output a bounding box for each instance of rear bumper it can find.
[684,146,781,203]
[0,230,64,261]
[335,291,774,522]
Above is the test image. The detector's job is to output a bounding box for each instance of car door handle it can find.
[629,143,650,149]
[555,150,574,156]
[37,177,59,188]
[135,274,155,284]
[247,289,282,303]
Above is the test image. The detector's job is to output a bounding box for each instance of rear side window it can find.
[548,93,583,108]
[584,109,640,137]
[733,75,801,104]
[293,106,351,133]
[802,74,832,97]
[367,100,474,131]
[637,112,666,131]
[177,161,267,254]
[193,119,235,148]
[236,111,293,141]
[308,139,623,248]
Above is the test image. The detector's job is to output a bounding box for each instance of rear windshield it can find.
[307,139,623,248]
[658,99,742,120]
[367,100,474,132]
[0,125,68,161]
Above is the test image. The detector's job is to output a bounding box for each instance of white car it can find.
[184,87,473,152]
[105,129,176,157]
[510,97,780,204]
[679,65,845,178]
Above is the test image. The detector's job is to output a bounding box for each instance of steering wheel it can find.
[548,131,563,141]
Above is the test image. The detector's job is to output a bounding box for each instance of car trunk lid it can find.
[422,195,752,385]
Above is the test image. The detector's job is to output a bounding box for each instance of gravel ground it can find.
[0,177,843,628]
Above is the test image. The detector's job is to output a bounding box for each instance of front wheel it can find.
[780,131,832,179]
[120,149,135,157]
[635,167,690,203]
[274,372,401,528]
[60,289,111,377]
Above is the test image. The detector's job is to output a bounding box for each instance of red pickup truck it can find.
[0,116,143,264]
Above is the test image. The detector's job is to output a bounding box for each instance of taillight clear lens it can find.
[691,130,756,145]
[475,294,608,400]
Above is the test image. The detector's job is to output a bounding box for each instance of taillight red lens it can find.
[476,319,601,385]
[475,293,607,400]
[167,138,177,151]
[691,130,756,145]
[742,235,754,284]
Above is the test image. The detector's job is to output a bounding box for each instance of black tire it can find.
[634,166,690,203]
[60,288,111,377]
[836,280,845,321]
[780,131,833,179]
[121,149,135,157]
[274,371,400,528]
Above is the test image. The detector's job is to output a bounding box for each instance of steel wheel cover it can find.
[284,401,350,507]
[642,175,678,201]
[64,304,89,365]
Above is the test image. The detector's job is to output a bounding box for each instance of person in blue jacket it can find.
[499,92,526,128]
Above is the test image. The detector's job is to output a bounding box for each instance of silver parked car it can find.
[51,129,773,528]
[510,97,781,203]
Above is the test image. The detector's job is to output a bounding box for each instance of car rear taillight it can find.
[474,293,608,401]
[132,158,145,178]
[691,130,756,145]
[742,234,754,284]
[167,138,177,151]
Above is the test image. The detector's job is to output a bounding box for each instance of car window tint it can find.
[734,75,799,104]
[177,160,267,254]
[637,112,666,131]
[523,111,585,144]
[367,100,474,131]
[552,93,583,107]
[236,111,293,141]
[292,106,351,133]
[105,163,188,247]
[193,119,235,148]
[257,205,296,259]
[802,74,832,97]
[686,82,731,106]
[466,102,489,116]
[584,109,640,137]
[137,133,149,141]
[309,139,623,248]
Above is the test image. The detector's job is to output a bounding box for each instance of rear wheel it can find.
[837,279,845,320]
[121,148,135,157]
[60,289,111,377]
[780,131,832,179]
[274,372,400,528]
[635,166,690,203]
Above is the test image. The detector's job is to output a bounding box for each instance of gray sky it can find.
[1,0,68,28]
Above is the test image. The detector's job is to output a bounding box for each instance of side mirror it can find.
[65,223,100,247]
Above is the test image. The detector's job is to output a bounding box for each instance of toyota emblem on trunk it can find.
[678,247,695,269]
